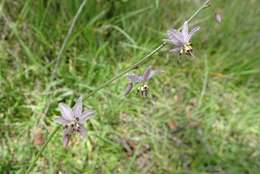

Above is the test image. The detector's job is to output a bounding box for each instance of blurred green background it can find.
[0,0,260,173]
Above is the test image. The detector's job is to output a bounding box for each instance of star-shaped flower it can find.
[166,21,200,56]
[125,66,158,97]
[54,97,94,147]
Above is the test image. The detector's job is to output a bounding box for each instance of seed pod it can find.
[215,12,222,23]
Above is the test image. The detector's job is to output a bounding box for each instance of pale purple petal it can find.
[143,66,158,81]
[187,26,200,42]
[73,96,83,118]
[143,66,152,82]
[182,21,189,39]
[63,134,70,147]
[79,125,87,138]
[79,110,95,123]
[146,69,159,80]
[124,82,133,96]
[127,74,143,83]
[168,29,183,42]
[170,47,181,53]
[54,116,70,126]
[63,128,72,147]
[59,103,74,121]
[167,29,185,46]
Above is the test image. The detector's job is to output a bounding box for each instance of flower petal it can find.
[63,128,72,147]
[187,26,200,42]
[54,116,70,126]
[147,69,159,80]
[59,103,74,121]
[143,66,158,81]
[182,21,189,39]
[167,29,185,46]
[63,134,70,147]
[78,125,87,138]
[143,66,152,82]
[73,96,83,118]
[127,74,143,83]
[124,82,133,96]
[170,47,181,53]
[79,110,95,123]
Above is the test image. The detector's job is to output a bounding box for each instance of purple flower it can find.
[166,21,200,56]
[54,97,94,147]
[125,66,158,97]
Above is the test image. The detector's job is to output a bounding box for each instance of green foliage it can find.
[0,0,259,173]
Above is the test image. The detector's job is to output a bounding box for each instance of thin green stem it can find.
[80,141,89,172]
[84,0,211,99]
[25,126,60,174]
[25,0,88,173]
[186,0,210,24]
[198,55,209,108]
[84,41,167,98]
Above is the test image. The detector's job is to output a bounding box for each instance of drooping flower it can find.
[54,97,94,147]
[125,66,158,97]
[166,21,200,56]
[215,12,222,23]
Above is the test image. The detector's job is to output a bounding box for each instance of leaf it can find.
[127,74,143,83]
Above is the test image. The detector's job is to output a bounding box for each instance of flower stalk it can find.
[25,0,211,173]
[25,126,60,174]
[84,42,167,98]
[84,0,211,98]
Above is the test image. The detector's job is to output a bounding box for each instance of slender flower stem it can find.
[84,42,167,98]
[25,1,88,173]
[84,0,211,99]
[198,55,209,108]
[186,0,210,24]
[25,126,60,174]
[25,0,211,173]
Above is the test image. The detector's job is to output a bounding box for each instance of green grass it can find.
[1,0,260,173]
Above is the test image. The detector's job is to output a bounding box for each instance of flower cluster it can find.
[54,21,201,146]
[27,2,210,173]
